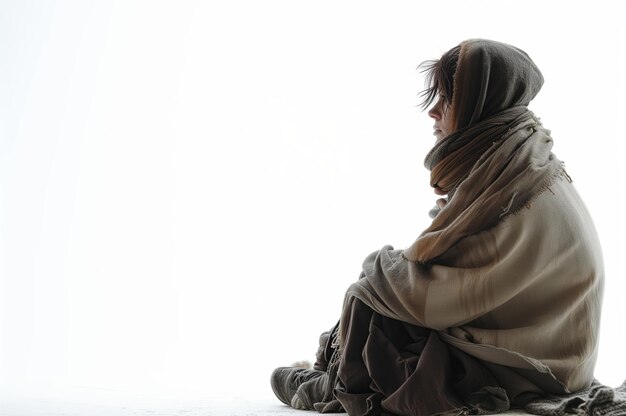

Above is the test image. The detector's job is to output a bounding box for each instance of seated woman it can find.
[270,39,605,416]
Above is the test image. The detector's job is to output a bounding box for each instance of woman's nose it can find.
[428,106,440,120]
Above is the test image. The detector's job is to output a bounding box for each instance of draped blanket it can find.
[332,173,605,414]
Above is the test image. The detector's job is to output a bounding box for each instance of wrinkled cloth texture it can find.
[333,160,605,415]
[309,313,626,416]
[330,299,515,416]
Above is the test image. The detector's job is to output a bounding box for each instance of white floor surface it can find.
[0,396,533,416]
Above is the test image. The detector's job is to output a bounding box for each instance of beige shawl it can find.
[339,39,605,394]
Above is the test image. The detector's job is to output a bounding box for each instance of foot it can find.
[270,366,326,408]
[291,371,330,410]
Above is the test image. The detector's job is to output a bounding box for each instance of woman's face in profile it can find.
[428,94,454,142]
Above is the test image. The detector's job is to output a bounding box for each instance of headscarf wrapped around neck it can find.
[426,39,545,195]
[403,39,568,263]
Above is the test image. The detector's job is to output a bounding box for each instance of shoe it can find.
[270,366,326,407]
[291,371,330,410]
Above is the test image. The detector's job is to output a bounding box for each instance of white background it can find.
[1,0,625,406]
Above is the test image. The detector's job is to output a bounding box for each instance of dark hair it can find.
[416,45,461,110]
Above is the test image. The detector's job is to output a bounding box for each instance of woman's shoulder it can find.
[437,174,602,268]
[501,173,599,242]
